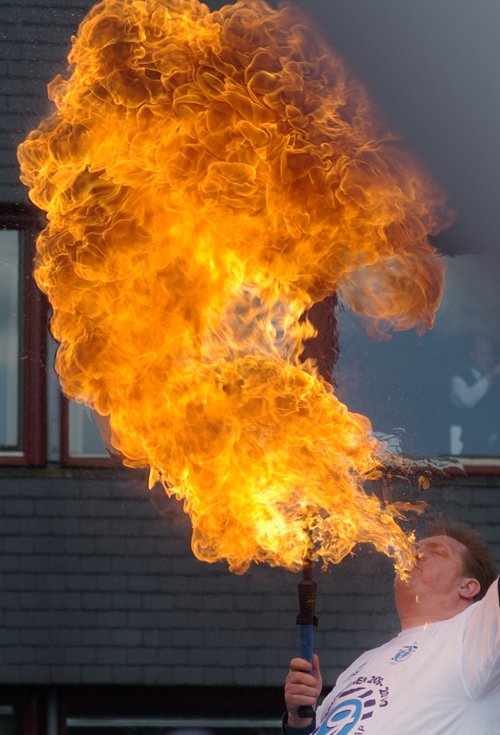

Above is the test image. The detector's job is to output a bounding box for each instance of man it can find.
[283,523,499,734]
[450,334,500,455]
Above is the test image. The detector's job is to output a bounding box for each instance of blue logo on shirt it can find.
[316,698,362,735]
[390,643,418,664]
[315,684,379,735]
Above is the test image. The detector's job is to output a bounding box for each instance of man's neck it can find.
[398,597,472,631]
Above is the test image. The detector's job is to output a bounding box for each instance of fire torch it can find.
[296,556,318,719]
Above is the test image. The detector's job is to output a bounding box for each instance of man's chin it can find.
[394,569,418,588]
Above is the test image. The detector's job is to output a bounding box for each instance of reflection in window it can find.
[335,254,500,460]
[0,230,22,452]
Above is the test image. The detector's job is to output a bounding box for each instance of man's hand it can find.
[487,364,500,380]
[285,654,322,729]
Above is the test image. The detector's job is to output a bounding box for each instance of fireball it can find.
[18,0,449,574]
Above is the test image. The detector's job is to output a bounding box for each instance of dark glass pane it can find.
[335,254,500,459]
[68,401,110,458]
[0,231,22,453]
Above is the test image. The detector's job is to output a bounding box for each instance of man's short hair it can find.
[429,522,497,601]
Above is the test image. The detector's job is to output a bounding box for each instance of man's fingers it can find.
[312,653,321,675]
[286,683,319,699]
[284,655,322,717]
[285,670,322,698]
[286,669,316,687]
[289,656,313,672]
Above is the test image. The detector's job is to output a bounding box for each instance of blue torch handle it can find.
[296,562,317,720]
[298,624,315,719]
[300,623,314,664]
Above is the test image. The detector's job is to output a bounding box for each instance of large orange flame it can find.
[18,0,449,575]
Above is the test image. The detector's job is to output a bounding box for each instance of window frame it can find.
[0,686,45,735]
[0,203,46,467]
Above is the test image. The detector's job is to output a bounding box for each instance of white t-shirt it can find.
[313,579,500,735]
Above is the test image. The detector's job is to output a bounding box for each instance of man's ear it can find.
[458,578,481,600]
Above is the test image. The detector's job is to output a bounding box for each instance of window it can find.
[0,205,46,466]
[2,203,500,469]
[0,230,22,453]
[0,705,17,735]
[335,252,500,467]
[63,687,282,735]
[61,397,114,466]
[67,402,110,459]
[66,717,279,734]
[0,205,111,467]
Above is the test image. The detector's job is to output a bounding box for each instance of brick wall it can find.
[0,470,499,686]
[0,1,93,203]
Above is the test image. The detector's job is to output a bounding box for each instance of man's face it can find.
[395,534,467,599]
[470,337,495,374]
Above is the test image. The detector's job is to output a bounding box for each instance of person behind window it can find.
[449,334,500,455]
[282,522,499,735]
